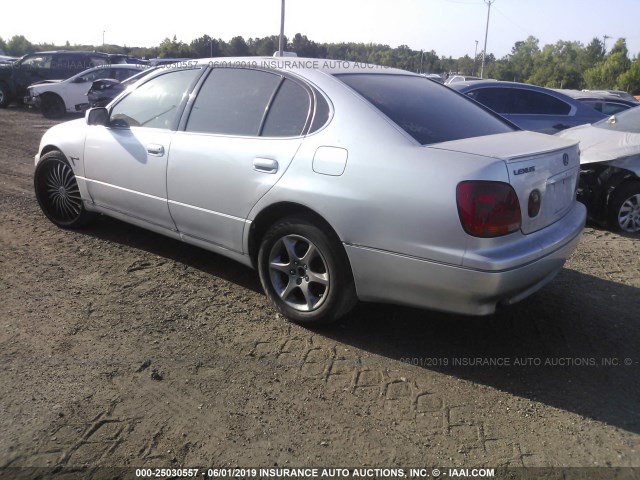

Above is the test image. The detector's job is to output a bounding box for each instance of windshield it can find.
[121,66,156,87]
[336,74,514,145]
[594,105,640,133]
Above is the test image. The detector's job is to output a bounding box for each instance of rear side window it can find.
[470,88,571,115]
[187,68,281,136]
[337,74,514,145]
[261,79,311,137]
[508,89,571,115]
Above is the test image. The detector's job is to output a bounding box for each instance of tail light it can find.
[456,181,521,237]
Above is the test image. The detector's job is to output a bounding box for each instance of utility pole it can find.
[278,0,285,57]
[603,34,611,53]
[480,0,494,79]
[473,40,479,75]
[420,50,424,74]
[102,30,105,48]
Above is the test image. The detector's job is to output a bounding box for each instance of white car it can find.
[27,64,147,118]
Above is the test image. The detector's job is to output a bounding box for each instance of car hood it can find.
[557,124,640,168]
[31,79,64,86]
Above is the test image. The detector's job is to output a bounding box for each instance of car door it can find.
[167,68,312,253]
[83,67,203,230]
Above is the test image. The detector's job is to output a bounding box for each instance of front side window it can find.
[20,54,53,69]
[76,68,111,83]
[338,74,514,145]
[111,68,202,129]
[186,68,281,136]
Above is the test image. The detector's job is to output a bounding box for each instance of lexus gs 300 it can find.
[34,58,586,325]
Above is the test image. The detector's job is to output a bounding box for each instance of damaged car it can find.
[558,106,640,233]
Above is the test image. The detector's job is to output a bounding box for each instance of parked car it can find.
[87,66,157,108]
[421,73,444,83]
[0,50,110,108]
[33,58,586,325]
[0,55,18,65]
[555,89,638,115]
[558,106,640,233]
[450,80,607,134]
[583,89,639,104]
[445,74,483,85]
[26,64,146,118]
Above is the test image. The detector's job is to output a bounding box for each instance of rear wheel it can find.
[34,151,94,228]
[608,182,640,233]
[257,216,357,325]
[40,93,66,119]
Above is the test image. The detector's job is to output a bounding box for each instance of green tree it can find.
[158,35,193,58]
[6,35,34,56]
[191,35,223,58]
[527,40,583,88]
[583,37,605,70]
[616,56,640,94]
[0,36,7,54]
[226,36,250,56]
[584,38,631,89]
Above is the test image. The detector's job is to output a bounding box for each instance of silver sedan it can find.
[34,58,586,325]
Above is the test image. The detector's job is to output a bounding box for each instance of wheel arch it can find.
[247,202,348,270]
[604,167,640,206]
[40,144,64,159]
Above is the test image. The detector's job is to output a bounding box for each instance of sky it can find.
[2,0,640,59]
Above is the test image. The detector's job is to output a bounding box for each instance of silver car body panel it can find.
[558,123,640,175]
[36,57,587,316]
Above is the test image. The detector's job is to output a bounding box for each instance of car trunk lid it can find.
[432,131,580,234]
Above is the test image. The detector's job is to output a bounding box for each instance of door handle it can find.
[146,144,165,156]
[253,157,278,174]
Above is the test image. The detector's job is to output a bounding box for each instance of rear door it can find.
[167,68,311,253]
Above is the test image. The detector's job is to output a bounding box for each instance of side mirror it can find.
[86,107,109,126]
[607,115,617,125]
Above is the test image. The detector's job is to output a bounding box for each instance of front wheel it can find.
[608,182,640,234]
[40,93,66,119]
[34,151,95,228]
[257,216,357,326]
[0,82,10,108]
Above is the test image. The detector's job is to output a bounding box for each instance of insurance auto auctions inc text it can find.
[205,467,495,478]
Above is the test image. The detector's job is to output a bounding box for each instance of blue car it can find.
[449,80,607,134]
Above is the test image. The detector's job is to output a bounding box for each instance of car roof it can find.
[182,57,416,77]
[22,50,109,56]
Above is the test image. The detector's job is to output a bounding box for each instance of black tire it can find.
[40,93,66,119]
[607,182,640,233]
[257,216,357,326]
[34,151,95,229]
[0,82,10,108]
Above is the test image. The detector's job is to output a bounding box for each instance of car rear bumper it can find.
[345,201,586,316]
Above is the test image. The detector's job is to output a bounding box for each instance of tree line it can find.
[1,32,639,93]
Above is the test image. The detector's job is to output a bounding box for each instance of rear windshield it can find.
[594,104,640,133]
[336,74,514,145]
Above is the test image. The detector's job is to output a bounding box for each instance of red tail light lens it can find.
[456,181,521,237]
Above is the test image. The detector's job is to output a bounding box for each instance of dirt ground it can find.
[0,106,639,476]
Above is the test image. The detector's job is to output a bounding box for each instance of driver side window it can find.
[111,68,201,129]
